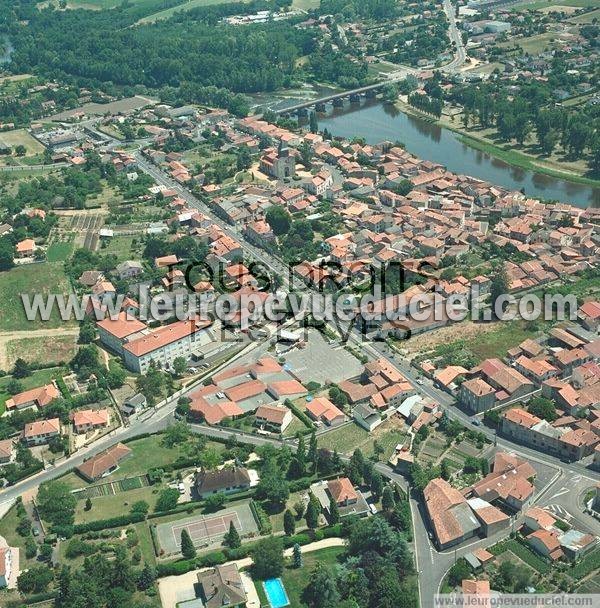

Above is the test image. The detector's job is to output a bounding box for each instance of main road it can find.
[442,0,467,72]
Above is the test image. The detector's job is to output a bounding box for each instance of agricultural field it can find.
[510,0,599,10]
[292,0,321,9]
[0,261,76,331]
[0,128,44,156]
[137,0,239,24]
[4,334,78,368]
[100,234,142,262]
[568,7,600,22]
[46,240,75,262]
[317,418,408,459]
[498,32,561,54]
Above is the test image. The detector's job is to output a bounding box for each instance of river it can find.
[314,99,599,209]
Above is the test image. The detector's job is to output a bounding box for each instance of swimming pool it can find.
[263,578,290,608]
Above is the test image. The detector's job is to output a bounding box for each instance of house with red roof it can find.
[5,383,60,412]
[72,409,110,434]
[305,397,345,426]
[23,418,61,446]
[579,301,600,333]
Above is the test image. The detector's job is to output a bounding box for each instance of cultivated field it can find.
[0,261,76,331]
[0,128,45,156]
[137,0,239,23]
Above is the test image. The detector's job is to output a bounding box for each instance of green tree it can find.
[162,421,190,447]
[381,486,395,511]
[37,481,76,527]
[371,471,384,499]
[131,500,149,516]
[346,448,364,486]
[155,488,180,512]
[296,433,306,469]
[293,542,303,568]
[328,495,340,524]
[84,497,92,511]
[266,205,292,236]
[138,563,156,591]
[224,520,241,549]
[172,357,187,377]
[490,264,510,319]
[12,358,31,378]
[203,492,227,512]
[180,528,196,559]
[303,562,340,608]
[284,509,296,536]
[0,238,15,271]
[305,497,320,529]
[256,459,290,507]
[528,397,558,422]
[308,431,318,471]
[18,565,54,594]
[447,558,471,587]
[251,536,284,579]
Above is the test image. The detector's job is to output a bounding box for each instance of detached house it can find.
[23,418,61,446]
[72,409,110,434]
[196,564,247,608]
[5,383,60,412]
[195,466,251,499]
[254,404,293,433]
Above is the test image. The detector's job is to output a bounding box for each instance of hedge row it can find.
[571,546,600,580]
[73,512,146,534]
[249,499,272,535]
[156,524,343,578]
[284,399,315,430]
[55,375,72,400]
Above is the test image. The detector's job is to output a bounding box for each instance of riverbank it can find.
[394,98,600,189]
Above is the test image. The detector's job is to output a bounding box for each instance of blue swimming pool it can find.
[263,578,290,608]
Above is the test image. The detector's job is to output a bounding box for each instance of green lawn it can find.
[0,261,76,331]
[47,241,74,262]
[468,320,545,363]
[101,235,139,262]
[134,521,157,564]
[254,546,345,608]
[0,366,63,414]
[292,0,321,8]
[0,504,39,568]
[0,129,45,157]
[317,423,370,456]
[74,485,162,524]
[490,539,551,574]
[511,0,598,9]
[137,0,239,23]
[97,436,193,480]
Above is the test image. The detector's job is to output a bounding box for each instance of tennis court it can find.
[156,502,258,554]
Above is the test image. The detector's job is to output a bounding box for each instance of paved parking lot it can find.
[282,329,363,385]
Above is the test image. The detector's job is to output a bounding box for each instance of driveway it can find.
[158,538,345,608]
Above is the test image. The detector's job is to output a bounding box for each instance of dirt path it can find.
[0,327,79,369]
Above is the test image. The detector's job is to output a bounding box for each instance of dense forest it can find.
[0,0,368,113]
[448,62,600,173]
